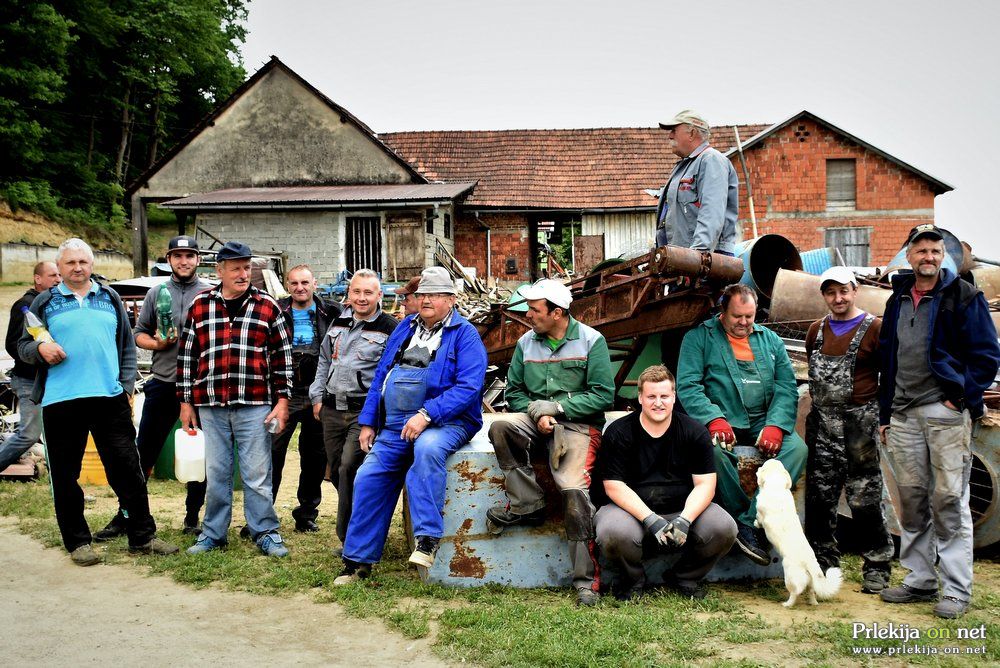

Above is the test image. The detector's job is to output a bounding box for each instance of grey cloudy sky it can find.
[242,0,1000,257]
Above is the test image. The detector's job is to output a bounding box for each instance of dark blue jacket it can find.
[359,311,487,438]
[878,268,999,424]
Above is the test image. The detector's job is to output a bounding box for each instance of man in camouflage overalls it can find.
[804,267,893,593]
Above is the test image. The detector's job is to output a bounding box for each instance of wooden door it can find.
[385,213,424,282]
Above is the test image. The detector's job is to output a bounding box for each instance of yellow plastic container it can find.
[78,434,108,485]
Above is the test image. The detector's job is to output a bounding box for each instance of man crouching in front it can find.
[594,365,736,600]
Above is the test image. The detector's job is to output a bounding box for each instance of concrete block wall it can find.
[196,211,345,282]
[0,242,133,282]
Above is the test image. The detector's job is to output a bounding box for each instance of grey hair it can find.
[55,238,94,264]
[692,124,711,141]
[350,268,382,290]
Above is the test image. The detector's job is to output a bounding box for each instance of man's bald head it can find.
[33,261,61,291]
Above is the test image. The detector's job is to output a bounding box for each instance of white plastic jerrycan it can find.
[174,428,206,483]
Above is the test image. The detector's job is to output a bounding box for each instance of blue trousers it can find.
[342,424,469,564]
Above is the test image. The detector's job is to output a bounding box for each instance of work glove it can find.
[527,399,562,424]
[708,418,736,451]
[550,423,569,471]
[665,516,691,547]
[642,513,672,549]
[756,425,784,457]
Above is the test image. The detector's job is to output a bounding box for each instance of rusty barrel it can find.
[737,234,803,300]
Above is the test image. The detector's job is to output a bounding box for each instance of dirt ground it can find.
[0,518,445,667]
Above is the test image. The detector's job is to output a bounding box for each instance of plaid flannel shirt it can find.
[177,285,293,407]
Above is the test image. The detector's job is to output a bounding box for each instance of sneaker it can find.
[94,514,127,542]
[933,596,969,619]
[861,569,891,594]
[576,588,600,607]
[333,561,371,586]
[70,544,101,567]
[186,537,224,555]
[880,584,938,604]
[257,532,289,558]
[734,523,771,566]
[485,506,546,529]
[665,573,708,600]
[129,538,180,555]
[408,536,440,568]
[182,515,201,535]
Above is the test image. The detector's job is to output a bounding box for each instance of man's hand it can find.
[642,513,673,549]
[359,425,375,453]
[537,415,557,435]
[179,402,199,430]
[527,400,561,424]
[152,333,178,350]
[708,418,735,450]
[756,425,784,457]
[879,425,889,445]
[265,398,289,434]
[665,516,691,547]
[401,412,431,442]
[943,399,959,412]
[313,402,323,421]
[38,341,67,365]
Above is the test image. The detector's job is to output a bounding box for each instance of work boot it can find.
[94,512,127,542]
[295,519,320,533]
[734,522,770,566]
[182,514,201,536]
[129,538,180,555]
[576,587,600,607]
[408,536,440,568]
[933,596,969,619]
[485,506,546,534]
[70,544,101,567]
[861,568,891,594]
[880,584,938,604]
[333,560,371,586]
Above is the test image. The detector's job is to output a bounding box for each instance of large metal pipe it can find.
[769,269,892,329]
[737,234,803,299]
[651,246,745,283]
[972,264,1000,301]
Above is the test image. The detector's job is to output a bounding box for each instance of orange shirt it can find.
[726,333,754,361]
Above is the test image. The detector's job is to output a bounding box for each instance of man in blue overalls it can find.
[333,267,487,584]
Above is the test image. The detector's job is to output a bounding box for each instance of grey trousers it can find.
[320,407,364,543]
[595,502,737,587]
[882,401,973,601]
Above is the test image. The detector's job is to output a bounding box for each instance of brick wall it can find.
[735,119,937,264]
[455,212,532,283]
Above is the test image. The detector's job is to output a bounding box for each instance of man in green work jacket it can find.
[487,278,615,607]
[677,283,807,565]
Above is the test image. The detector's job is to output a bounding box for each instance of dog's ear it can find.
[781,467,792,490]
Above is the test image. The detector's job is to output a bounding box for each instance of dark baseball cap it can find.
[906,224,944,245]
[393,275,421,296]
[166,235,199,255]
[215,241,253,261]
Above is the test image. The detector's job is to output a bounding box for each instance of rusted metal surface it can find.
[161,182,477,208]
[769,268,892,331]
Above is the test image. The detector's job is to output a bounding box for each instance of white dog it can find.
[755,459,842,607]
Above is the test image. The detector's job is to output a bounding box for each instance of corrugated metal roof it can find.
[161,182,478,209]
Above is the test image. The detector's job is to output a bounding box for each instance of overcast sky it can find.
[242,0,1000,258]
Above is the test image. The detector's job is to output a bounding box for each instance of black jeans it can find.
[42,393,156,551]
[271,392,326,523]
[319,406,363,542]
[135,378,206,520]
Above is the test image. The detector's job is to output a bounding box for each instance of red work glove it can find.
[708,418,736,450]
[757,425,784,457]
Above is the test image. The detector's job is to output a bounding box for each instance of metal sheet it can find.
[162,182,478,207]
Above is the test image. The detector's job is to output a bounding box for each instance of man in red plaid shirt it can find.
[177,241,293,557]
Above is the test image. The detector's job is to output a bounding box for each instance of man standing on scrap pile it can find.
[1,261,60,473]
[178,241,293,558]
[803,266,894,594]
[95,235,212,541]
[655,110,738,256]
[269,264,340,534]
[310,269,396,551]
[677,283,807,566]
[333,267,487,585]
[486,278,615,607]
[877,224,999,619]
[18,238,177,566]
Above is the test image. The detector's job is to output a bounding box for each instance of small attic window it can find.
[826,159,856,211]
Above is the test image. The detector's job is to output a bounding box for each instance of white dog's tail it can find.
[811,565,842,600]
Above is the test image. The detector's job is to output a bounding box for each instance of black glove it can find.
[642,513,671,549]
[665,516,691,547]
[527,400,561,424]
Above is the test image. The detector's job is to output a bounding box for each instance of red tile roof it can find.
[381,126,769,209]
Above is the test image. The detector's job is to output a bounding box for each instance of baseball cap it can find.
[166,235,199,255]
[659,109,710,131]
[520,278,572,310]
[393,275,421,296]
[415,267,457,295]
[906,224,944,245]
[818,266,858,291]
[215,241,253,261]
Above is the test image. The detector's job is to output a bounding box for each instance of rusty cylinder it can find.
[652,245,745,283]
[769,269,893,329]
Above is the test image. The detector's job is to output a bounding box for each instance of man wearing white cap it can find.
[486,279,614,606]
[804,266,893,595]
[655,110,739,255]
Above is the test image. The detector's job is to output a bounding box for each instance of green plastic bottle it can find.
[156,284,176,339]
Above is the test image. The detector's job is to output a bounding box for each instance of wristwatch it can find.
[417,408,432,424]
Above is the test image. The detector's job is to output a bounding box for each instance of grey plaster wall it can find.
[136,67,414,200]
[196,211,346,283]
